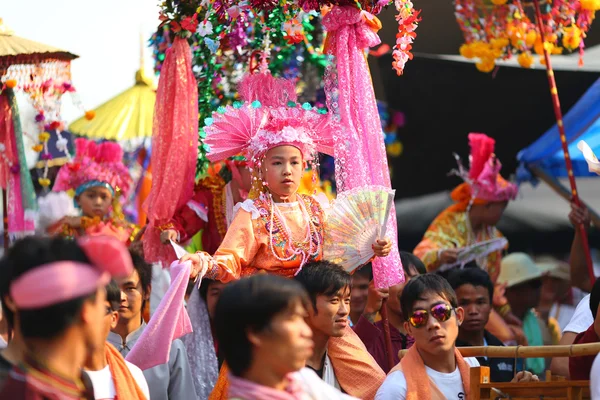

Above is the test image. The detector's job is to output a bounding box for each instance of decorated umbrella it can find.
[453,0,600,284]
[0,18,80,249]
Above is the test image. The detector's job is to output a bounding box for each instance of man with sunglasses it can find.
[376,274,537,399]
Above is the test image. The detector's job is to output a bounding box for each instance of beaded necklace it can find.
[267,194,321,271]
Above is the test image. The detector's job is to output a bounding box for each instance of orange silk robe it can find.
[203,194,325,282]
[413,208,505,283]
[206,194,386,400]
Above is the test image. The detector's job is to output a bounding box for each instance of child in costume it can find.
[48,138,136,243]
[413,133,521,342]
[181,72,390,400]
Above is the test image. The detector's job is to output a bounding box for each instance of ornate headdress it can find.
[53,138,132,198]
[451,133,518,203]
[204,72,337,166]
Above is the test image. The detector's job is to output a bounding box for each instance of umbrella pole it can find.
[379,298,395,370]
[532,0,595,285]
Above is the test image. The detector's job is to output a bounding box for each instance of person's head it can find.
[387,252,426,319]
[0,237,109,354]
[294,261,352,339]
[401,274,463,357]
[261,145,306,200]
[470,201,508,226]
[115,249,152,326]
[590,278,600,320]
[103,280,121,340]
[447,267,493,334]
[214,275,313,378]
[350,264,372,319]
[75,185,113,218]
[499,253,547,315]
[199,279,228,321]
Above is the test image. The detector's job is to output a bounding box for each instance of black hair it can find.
[294,260,351,312]
[106,280,121,311]
[353,264,373,281]
[214,274,310,377]
[199,278,216,302]
[446,267,494,304]
[590,277,600,319]
[400,251,427,275]
[400,273,458,322]
[128,248,152,295]
[0,236,96,339]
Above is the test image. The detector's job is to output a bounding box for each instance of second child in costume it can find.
[182,72,389,400]
[413,133,521,343]
[48,138,136,243]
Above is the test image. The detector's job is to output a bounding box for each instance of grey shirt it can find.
[108,323,197,400]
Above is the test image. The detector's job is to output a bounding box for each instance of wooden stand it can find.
[470,366,590,400]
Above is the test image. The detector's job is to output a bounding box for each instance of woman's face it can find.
[262,145,305,201]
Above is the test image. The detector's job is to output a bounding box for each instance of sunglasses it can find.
[409,303,454,328]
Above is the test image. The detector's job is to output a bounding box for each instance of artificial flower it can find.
[581,0,600,11]
[32,144,44,153]
[562,25,582,50]
[4,79,16,89]
[197,20,213,37]
[39,132,51,142]
[491,0,508,4]
[180,13,198,33]
[85,110,96,120]
[517,52,534,68]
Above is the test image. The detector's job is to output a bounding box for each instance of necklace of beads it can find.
[268,194,321,268]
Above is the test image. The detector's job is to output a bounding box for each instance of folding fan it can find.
[324,185,396,273]
[437,237,509,273]
[578,140,600,175]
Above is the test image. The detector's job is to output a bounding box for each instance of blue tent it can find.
[517,78,600,182]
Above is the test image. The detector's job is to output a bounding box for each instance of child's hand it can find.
[373,238,392,258]
[63,216,82,228]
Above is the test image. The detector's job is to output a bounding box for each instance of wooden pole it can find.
[399,342,600,360]
[379,298,395,370]
[532,0,595,285]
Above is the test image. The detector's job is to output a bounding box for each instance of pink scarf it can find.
[228,373,308,400]
[126,261,193,370]
[323,6,404,289]
[143,36,199,264]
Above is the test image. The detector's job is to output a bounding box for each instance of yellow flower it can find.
[562,26,582,50]
[38,177,51,187]
[459,44,475,59]
[581,0,600,11]
[518,52,534,68]
[491,0,508,4]
[38,132,51,142]
[387,141,403,157]
[525,30,537,48]
[32,144,44,153]
[491,38,509,49]
[476,58,496,73]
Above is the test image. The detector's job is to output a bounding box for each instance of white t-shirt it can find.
[375,357,480,400]
[563,294,593,334]
[86,361,150,400]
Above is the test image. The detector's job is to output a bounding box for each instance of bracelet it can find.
[157,222,175,232]
[497,303,511,317]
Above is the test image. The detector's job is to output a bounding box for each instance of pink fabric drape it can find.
[0,93,26,239]
[126,261,193,371]
[143,37,199,264]
[323,6,404,288]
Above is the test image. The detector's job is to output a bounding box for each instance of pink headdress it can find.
[204,72,337,166]
[10,236,133,309]
[452,133,518,202]
[53,138,132,197]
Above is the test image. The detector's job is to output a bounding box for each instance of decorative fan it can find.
[438,237,508,273]
[324,185,396,273]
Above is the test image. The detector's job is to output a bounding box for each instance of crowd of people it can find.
[0,72,599,400]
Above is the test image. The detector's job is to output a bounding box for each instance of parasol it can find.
[69,67,156,149]
[0,18,78,249]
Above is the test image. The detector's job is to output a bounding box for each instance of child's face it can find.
[76,186,113,218]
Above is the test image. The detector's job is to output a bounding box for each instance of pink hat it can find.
[53,138,133,197]
[203,72,337,166]
[452,133,518,202]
